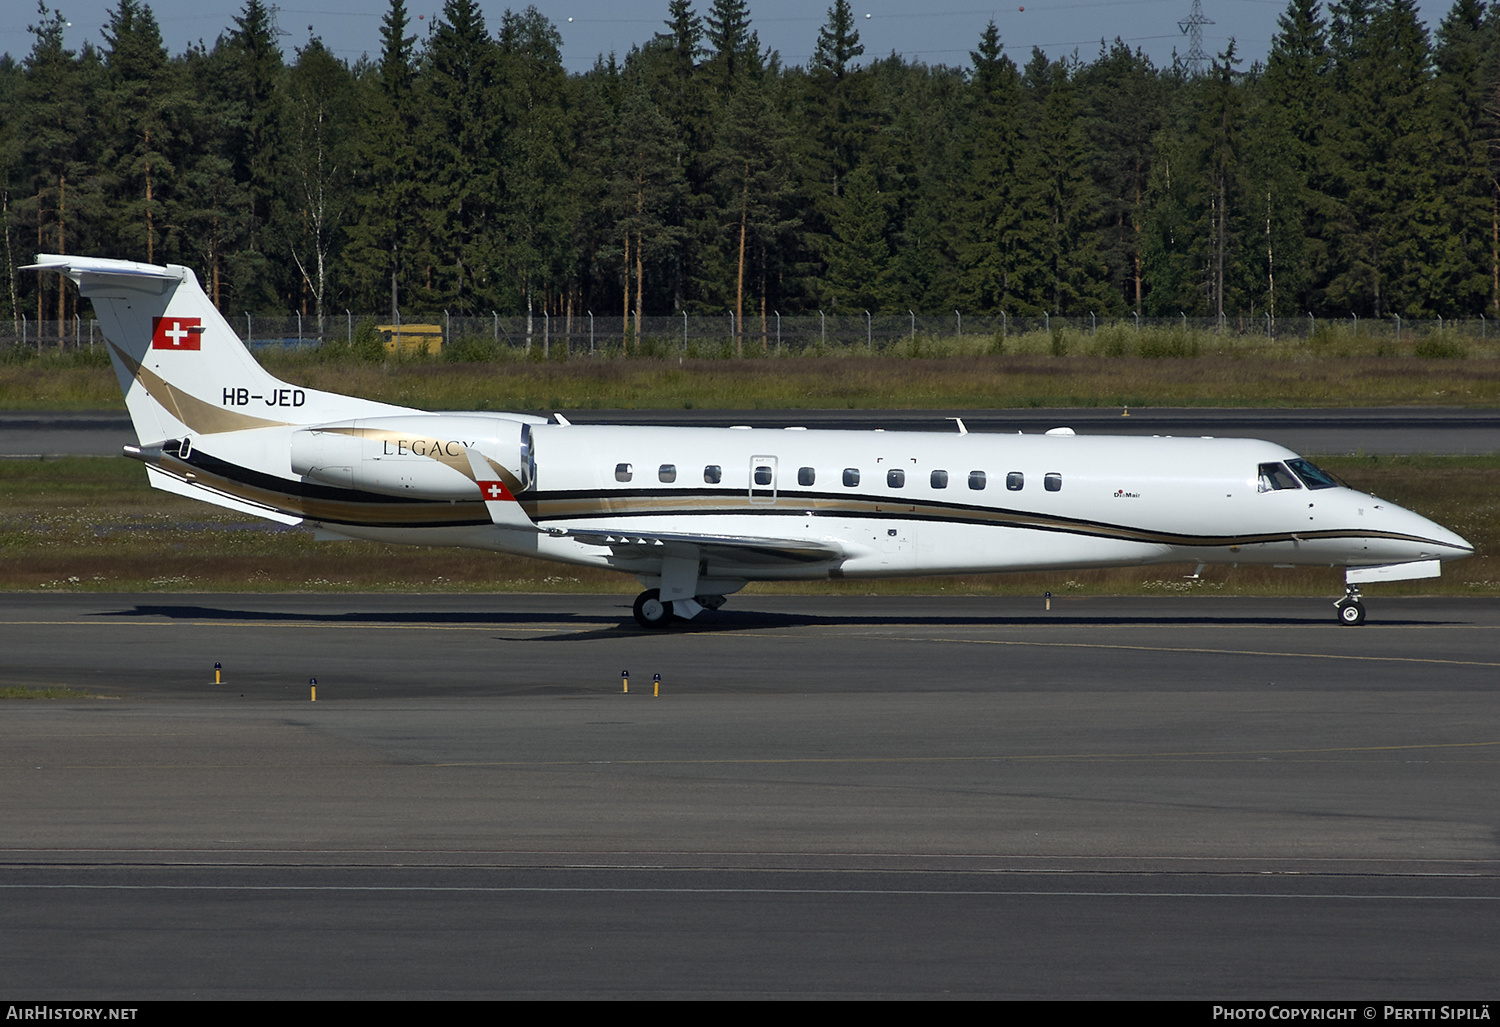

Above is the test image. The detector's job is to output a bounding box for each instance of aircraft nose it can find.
[1394,505,1473,560]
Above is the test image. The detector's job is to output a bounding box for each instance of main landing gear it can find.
[633,588,673,629]
[632,589,728,629]
[1334,585,1366,626]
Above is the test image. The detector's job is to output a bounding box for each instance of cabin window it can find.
[969,471,986,490]
[930,470,949,489]
[754,465,774,486]
[1258,462,1302,492]
[1006,471,1024,491]
[887,468,905,488]
[843,468,860,487]
[658,464,677,483]
[1044,472,1062,492]
[704,465,722,484]
[615,463,633,483]
[796,466,816,486]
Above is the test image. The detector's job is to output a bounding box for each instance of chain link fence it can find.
[1,311,1492,357]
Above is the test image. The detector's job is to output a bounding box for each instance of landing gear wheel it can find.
[1336,599,1366,626]
[633,588,673,629]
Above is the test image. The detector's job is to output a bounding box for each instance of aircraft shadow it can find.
[100,603,1455,641]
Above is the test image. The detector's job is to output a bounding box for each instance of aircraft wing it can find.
[558,528,845,567]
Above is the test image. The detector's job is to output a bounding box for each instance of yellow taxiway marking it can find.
[424,739,1500,768]
[702,630,1500,669]
[905,636,1500,669]
[14,739,1498,772]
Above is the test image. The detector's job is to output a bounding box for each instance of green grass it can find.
[4,329,1500,411]
[0,454,1493,598]
[0,685,106,699]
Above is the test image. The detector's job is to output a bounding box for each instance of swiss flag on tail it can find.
[151,316,203,350]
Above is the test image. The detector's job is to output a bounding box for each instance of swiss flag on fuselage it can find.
[151,316,203,350]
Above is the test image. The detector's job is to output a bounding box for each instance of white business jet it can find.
[28,254,1472,628]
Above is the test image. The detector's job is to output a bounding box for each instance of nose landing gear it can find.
[1334,585,1366,626]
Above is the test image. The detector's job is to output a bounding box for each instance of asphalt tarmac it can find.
[3,593,1496,998]
[7,406,1500,457]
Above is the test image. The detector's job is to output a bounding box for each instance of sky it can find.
[0,0,1456,75]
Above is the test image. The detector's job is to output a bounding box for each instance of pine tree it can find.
[708,73,798,349]
[1431,0,1496,315]
[278,37,358,325]
[704,0,762,95]
[15,3,101,334]
[497,7,573,341]
[1076,39,1165,313]
[344,0,422,317]
[100,0,178,265]
[611,85,686,344]
[825,162,893,312]
[956,23,1032,312]
[1249,0,1333,319]
[422,0,500,312]
[220,0,286,309]
[1324,0,1438,316]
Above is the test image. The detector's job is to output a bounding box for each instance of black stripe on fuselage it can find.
[525,485,1441,550]
[159,453,1444,549]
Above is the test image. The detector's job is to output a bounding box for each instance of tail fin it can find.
[25,254,412,444]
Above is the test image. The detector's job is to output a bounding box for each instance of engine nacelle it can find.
[290,414,538,499]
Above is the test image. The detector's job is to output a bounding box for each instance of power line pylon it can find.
[1177,0,1214,76]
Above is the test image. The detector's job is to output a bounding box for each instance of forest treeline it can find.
[2,0,1498,332]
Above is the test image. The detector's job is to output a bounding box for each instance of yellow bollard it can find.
[1122,406,1130,417]
[621,670,629,694]
[1045,591,1051,611]
[653,673,660,698]
[214,662,222,684]
[310,677,317,702]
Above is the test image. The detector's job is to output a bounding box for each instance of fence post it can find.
[865,310,871,353]
[955,310,961,340]
[1180,311,1186,331]
[296,310,302,345]
[588,311,594,354]
[1394,313,1401,341]
[775,310,781,354]
[1351,312,1357,334]
[21,313,26,352]
[1132,310,1139,332]
[1045,312,1050,334]
[1090,311,1096,335]
[682,310,687,351]
[543,311,549,359]
[1003,311,1008,338]
[819,310,825,348]
[245,313,251,344]
[347,309,353,344]
[444,309,450,353]
[909,310,915,346]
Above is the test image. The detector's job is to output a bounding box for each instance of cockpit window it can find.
[1258,462,1302,492]
[1286,458,1342,490]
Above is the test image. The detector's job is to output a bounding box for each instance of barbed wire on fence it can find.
[1,311,1491,356]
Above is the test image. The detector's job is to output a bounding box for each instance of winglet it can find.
[464,446,542,532]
